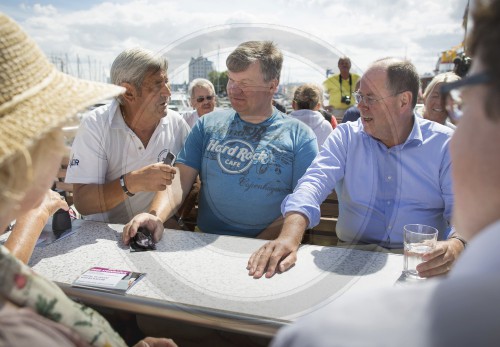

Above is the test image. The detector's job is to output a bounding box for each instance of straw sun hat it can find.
[0,13,124,166]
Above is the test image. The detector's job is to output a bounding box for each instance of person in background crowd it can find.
[0,13,176,347]
[65,48,190,225]
[317,107,338,128]
[423,72,461,129]
[183,78,216,128]
[271,0,500,345]
[272,99,287,113]
[289,83,334,146]
[341,105,361,123]
[323,56,360,122]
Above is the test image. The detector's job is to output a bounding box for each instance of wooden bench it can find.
[175,190,340,246]
[302,191,339,246]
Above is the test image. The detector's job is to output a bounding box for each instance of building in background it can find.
[189,51,214,82]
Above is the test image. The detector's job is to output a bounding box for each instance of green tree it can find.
[208,70,228,95]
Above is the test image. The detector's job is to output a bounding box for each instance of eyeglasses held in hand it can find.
[196,95,215,103]
[440,72,491,122]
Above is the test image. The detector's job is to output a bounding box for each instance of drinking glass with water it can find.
[403,224,438,279]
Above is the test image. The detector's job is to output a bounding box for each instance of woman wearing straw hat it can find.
[0,13,176,347]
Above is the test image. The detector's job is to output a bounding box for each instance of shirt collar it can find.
[360,113,423,148]
[109,99,125,128]
[401,114,423,148]
[109,99,169,129]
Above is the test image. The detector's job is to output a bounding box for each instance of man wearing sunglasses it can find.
[249,56,465,279]
[272,0,500,345]
[183,78,217,128]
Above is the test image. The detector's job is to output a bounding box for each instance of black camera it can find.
[453,53,472,78]
[341,95,351,105]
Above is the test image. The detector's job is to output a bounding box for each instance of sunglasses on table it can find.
[195,95,215,103]
[440,72,491,122]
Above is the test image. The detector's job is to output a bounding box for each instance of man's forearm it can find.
[278,212,309,245]
[5,209,49,264]
[149,172,185,223]
[73,180,126,215]
[256,216,285,240]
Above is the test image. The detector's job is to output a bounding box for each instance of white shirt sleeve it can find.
[65,113,109,185]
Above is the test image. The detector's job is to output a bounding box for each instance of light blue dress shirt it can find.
[281,116,454,248]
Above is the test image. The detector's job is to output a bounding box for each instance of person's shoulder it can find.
[79,102,115,129]
[343,106,360,120]
[323,74,339,84]
[337,118,363,133]
[166,109,184,121]
[417,117,454,138]
[275,111,307,126]
[200,108,235,123]
[196,109,236,131]
[182,110,196,119]
[273,283,437,347]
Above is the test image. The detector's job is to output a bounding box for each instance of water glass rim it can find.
[403,223,438,235]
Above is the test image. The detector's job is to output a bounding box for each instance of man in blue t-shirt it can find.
[122,41,318,243]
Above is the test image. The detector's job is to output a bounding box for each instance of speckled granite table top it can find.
[26,220,403,323]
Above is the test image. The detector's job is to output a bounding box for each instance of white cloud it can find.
[0,0,469,84]
[32,4,57,16]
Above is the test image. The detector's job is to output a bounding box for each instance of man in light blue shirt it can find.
[248,58,465,279]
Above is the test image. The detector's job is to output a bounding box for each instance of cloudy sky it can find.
[1,0,469,85]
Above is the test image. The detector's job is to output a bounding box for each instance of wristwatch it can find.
[449,234,467,249]
[119,174,135,197]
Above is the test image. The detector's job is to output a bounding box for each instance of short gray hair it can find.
[188,78,215,99]
[371,57,421,109]
[226,41,283,82]
[338,56,352,67]
[111,47,168,104]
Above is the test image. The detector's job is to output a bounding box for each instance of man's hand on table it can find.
[416,238,465,278]
[122,212,164,245]
[247,236,300,279]
[133,337,178,347]
[247,212,307,279]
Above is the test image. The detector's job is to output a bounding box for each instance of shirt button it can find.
[138,147,143,150]
[387,201,391,205]
[388,225,392,229]
[387,176,392,180]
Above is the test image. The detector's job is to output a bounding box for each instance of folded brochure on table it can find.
[72,267,145,294]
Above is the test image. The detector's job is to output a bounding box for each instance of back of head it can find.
[111,47,168,103]
[371,57,420,109]
[188,78,216,99]
[423,72,461,99]
[0,13,123,216]
[294,84,323,110]
[226,41,283,82]
[468,0,500,120]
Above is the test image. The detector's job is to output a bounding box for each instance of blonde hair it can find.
[0,129,65,220]
[293,83,323,110]
[423,72,461,100]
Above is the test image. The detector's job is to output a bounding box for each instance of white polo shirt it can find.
[66,99,190,224]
